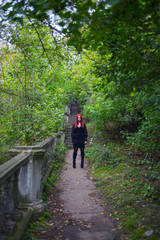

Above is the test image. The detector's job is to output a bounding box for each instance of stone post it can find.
[30,149,46,202]
[2,178,16,235]
[18,148,46,203]
[11,170,22,221]
[18,159,31,202]
[0,185,5,234]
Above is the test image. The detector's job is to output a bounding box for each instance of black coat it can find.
[71,123,88,148]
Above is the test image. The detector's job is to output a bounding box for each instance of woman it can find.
[71,114,88,168]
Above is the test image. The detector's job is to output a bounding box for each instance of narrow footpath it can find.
[34,104,119,240]
[57,105,118,240]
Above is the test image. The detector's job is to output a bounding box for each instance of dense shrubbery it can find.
[83,88,160,154]
[71,49,160,157]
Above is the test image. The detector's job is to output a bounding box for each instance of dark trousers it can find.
[73,147,84,168]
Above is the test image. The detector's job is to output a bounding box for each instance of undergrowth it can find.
[85,123,160,240]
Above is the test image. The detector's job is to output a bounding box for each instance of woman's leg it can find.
[73,147,78,168]
[80,148,85,168]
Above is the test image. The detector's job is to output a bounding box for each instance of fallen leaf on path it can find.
[85,224,92,228]
[48,223,54,226]
[101,211,106,214]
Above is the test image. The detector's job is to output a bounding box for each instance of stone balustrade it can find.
[0,105,70,240]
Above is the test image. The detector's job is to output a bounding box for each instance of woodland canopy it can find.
[0,0,160,159]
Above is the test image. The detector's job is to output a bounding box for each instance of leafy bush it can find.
[86,142,121,168]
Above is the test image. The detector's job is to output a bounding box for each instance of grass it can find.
[85,124,160,240]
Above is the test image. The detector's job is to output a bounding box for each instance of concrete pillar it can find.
[18,149,46,203]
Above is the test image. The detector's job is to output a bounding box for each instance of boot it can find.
[81,159,84,168]
[73,151,77,168]
[81,155,84,168]
[81,150,84,168]
[73,159,76,168]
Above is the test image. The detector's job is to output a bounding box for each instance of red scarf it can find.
[74,114,84,129]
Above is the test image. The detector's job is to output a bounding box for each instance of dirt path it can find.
[56,148,118,240]
[34,104,119,240]
[55,104,118,239]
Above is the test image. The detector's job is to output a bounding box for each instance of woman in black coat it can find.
[71,114,88,168]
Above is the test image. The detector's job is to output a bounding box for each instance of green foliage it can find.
[53,141,67,159]
[42,172,58,201]
[69,44,160,155]
[144,182,155,198]
[1,1,159,238]
[1,0,160,161]
[1,0,160,158]
[0,20,72,158]
[25,211,51,240]
[86,143,118,168]
[149,162,160,182]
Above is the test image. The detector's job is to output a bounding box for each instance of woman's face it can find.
[78,115,81,121]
